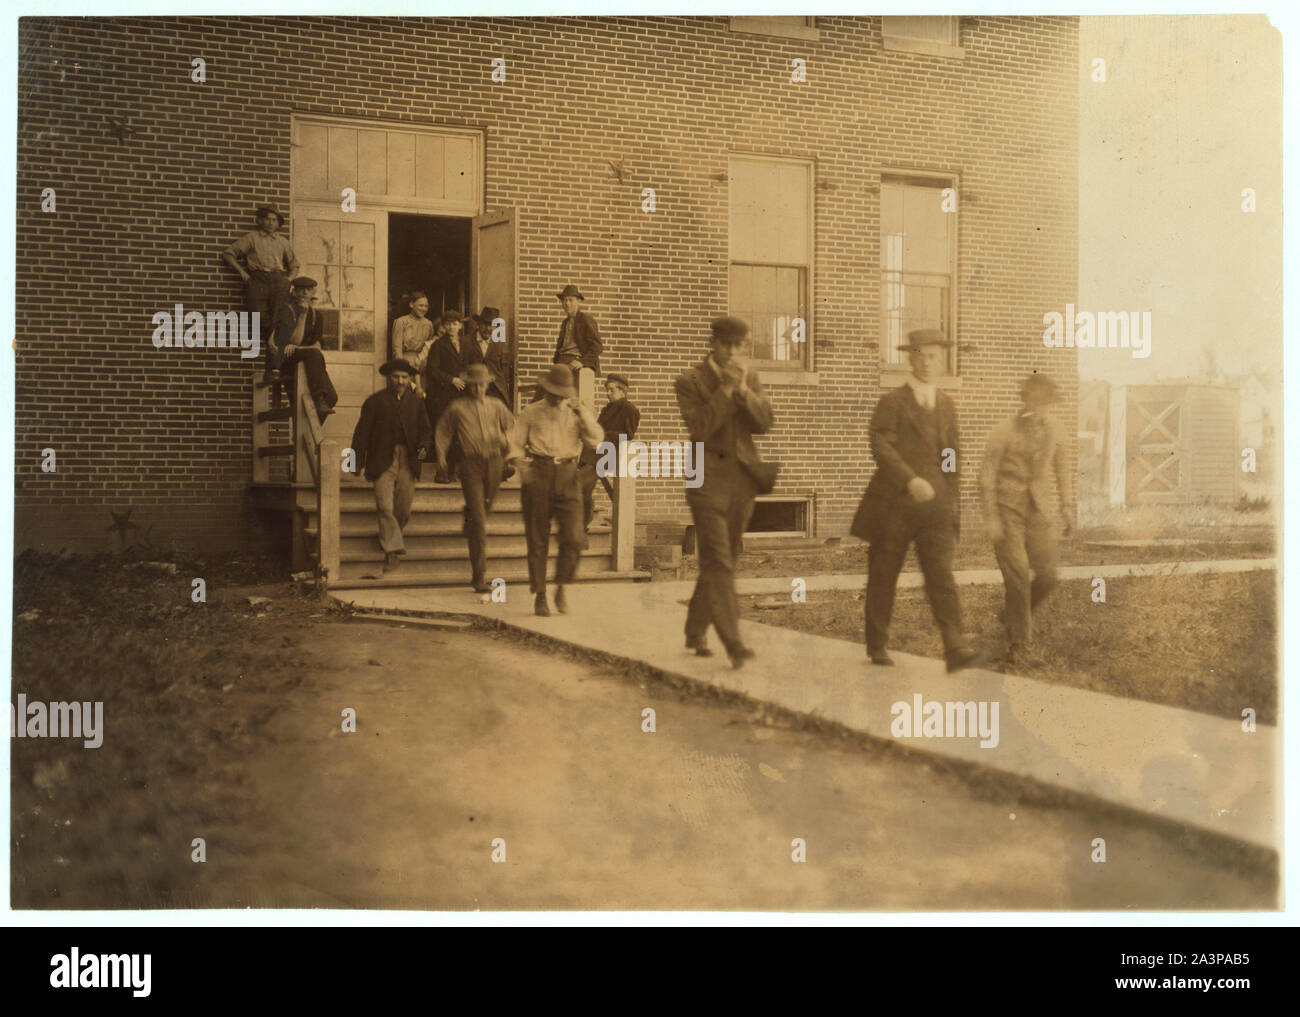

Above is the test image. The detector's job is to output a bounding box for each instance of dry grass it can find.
[741,569,1277,724]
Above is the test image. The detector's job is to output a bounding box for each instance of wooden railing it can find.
[577,365,636,571]
[251,364,340,586]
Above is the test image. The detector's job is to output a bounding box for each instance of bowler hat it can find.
[290,275,318,290]
[255,204,287,224]
[898,328,952,352]
[465,363,491,382]
[380,358,417,377]
[479,306,501,323]
[556,285,585,301]
[538,364,576,397]
[605,373,630,389]
[710,315,750,345]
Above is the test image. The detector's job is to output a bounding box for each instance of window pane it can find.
[340,310,374,352]
[880,179,954,373]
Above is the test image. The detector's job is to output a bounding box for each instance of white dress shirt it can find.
[906,374,937,410]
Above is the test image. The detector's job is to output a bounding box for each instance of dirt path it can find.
[185,620,1273,911]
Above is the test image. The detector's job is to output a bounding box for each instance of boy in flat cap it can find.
[222,204,298,340]
[267,276,337,420]
[436,363,516,593]
[980,372,1073,665]
[578,372,641,529]
[351,359,433,574]
[850,329,983,673]
[508,365,604,616]
[675,316,775,669]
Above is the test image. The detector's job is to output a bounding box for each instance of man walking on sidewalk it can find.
[509,365,603,616]
[351,359,432,574]
[436,364,515,593]
[850,329,984,673]
[675,316,775,669]
[980,372,1073,665]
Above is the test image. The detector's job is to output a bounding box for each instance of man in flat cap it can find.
[675,316,775,669]
[578,372,642,530]
[222,204,298,344]
[554,285,603,378]
[351,359,433,574]
[436,363,516,593]
[508,364,604,616]
[851,329,983,672]
[980,372,1073,665]
[267,276,337,420]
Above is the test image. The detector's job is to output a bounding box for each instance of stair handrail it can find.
[291,362,340,586]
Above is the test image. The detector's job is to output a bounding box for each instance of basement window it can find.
[746,497,812,539]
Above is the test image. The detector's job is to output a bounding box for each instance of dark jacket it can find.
[579,398,641,467]
[850,383,962,543]
[674,359,773,505]
[351,387,433,483]
[553,310,603,373]
[473,333,512,403]
[267,304,323,370]
[424,332,484,422]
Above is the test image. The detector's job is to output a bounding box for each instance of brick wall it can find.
[15,15,1078,553]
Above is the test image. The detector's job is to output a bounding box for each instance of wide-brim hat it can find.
[465,363,491,382]
[898,328,952,352]
[556,285,584,301]
[479,306,501,322]
[255,204,287,224]
[380,358,417,377]
[1020,372,1059,401]
[538,364,575,396]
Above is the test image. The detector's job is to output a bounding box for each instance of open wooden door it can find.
[471,209,518,409]
[292,202,389,446]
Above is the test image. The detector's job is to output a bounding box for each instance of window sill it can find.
[880,370,962,391]
[729,17,821,42]
[756,370,819,387]
[881,37,966,60]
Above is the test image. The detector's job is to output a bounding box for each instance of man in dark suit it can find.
[553,284,602,377]
[467,305,512,405]
[675,316,775,669]
[267,276,337,419]
[850,329,982,672]
[424,310,483,481]
[351,359,432,573]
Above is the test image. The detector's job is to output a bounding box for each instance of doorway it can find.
[387,214,472,349]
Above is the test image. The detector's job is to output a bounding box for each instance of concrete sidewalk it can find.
[333,564,1279,852]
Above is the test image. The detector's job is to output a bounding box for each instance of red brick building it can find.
[16,14,1078,562]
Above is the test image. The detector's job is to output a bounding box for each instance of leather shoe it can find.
[868,648,894,666]
[685,636,714,658]
[945,647,989,674]
[727,645,757,669]
[554,585,568,614]
[534,592,550,617]
[472,580,491,594]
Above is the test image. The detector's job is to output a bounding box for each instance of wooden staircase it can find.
[250,364,647,590]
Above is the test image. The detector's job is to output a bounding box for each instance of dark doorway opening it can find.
[387,213,472,352]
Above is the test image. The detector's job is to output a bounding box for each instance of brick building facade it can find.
[15,15,1078,555]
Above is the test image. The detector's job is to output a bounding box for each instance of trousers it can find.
[459,454,504,585]
[865,502,967,656]
[521,458,584,593]
[684,461,757,653]
[992,502,1059,645]
[282,348,338,409]
[245,270,289,330]
[374,445,415,554]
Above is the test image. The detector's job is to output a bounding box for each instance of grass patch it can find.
[741,570,1277,724]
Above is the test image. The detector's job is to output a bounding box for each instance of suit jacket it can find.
[267,304,323,369]
[674,359,774,505]
[979,411,1071,519]
[553,311,603,373]
[851,383,961,543]
[350,387,432,483]
[474,335,512,402]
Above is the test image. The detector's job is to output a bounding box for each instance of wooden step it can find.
[306,520,612,540]
[338,539,613,565]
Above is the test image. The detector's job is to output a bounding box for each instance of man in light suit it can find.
[980,372,1073,665]
[675,316,775,669]
[850,329,983,672]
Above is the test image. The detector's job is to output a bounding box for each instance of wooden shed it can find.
[1105,383,1240,505]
